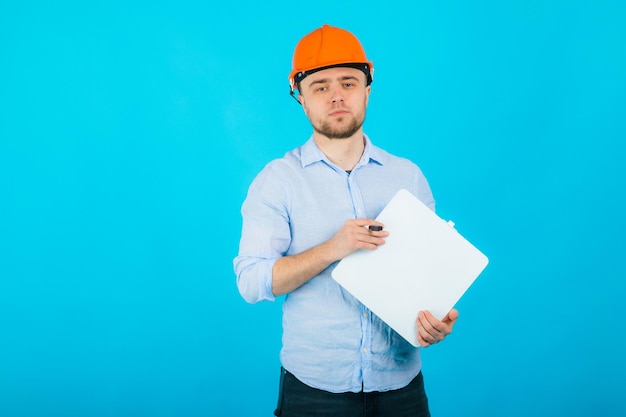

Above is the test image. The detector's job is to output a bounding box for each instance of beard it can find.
[311,110,366,139]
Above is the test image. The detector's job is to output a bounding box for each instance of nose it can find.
[330,84,344,103]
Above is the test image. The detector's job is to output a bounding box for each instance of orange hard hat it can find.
[289,24,374,96]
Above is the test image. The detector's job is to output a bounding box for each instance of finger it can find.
[354,228,387,248]
[417,311,443,343]
[368,228,389,238]
[418,326,438,345]
[417,332,431,348]
[424,310,454,334]
[351,219,388,238]
[418,311,443,335]
[356,238,386,251]
[444,308,459,323]
[352,218,377,228]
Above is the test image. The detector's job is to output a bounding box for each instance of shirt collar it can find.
[300,134,386,169]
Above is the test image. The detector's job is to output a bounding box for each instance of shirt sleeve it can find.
[413,164,436,213]
[233,164,292,304]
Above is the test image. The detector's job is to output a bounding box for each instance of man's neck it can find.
[313,131,365,171]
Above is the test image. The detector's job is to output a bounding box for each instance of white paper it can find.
[331,189,489,347]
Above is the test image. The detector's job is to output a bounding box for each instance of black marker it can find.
[368,225,383,231]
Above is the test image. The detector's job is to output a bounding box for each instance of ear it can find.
[365,85,371,107]
[298,93,309,115]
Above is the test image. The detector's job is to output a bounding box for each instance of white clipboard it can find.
[331,189,489,347]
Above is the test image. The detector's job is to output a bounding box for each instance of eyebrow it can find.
[308,75,361,87]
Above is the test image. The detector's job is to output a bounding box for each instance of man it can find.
[234,24,458,417]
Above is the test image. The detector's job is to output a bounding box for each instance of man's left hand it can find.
[416,309,459,348]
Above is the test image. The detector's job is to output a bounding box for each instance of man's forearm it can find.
[271,241,338,296]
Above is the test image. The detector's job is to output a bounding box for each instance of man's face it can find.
[298,66,370,140]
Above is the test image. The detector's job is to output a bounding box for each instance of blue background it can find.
[1,1,625,416]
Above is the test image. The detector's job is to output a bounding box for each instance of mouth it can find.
[329,109,350,117]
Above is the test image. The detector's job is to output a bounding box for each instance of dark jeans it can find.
[273,367,431,417]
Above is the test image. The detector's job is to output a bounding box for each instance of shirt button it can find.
[363,348,368,353]
[363,312,369,318]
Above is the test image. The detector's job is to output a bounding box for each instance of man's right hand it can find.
[271,218,388,297]
[326,218,388,261]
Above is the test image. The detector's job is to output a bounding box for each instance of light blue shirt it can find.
[234,135,435,393]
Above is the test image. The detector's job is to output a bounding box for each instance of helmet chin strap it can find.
[289,88,301,104]
[289,78,302,104]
